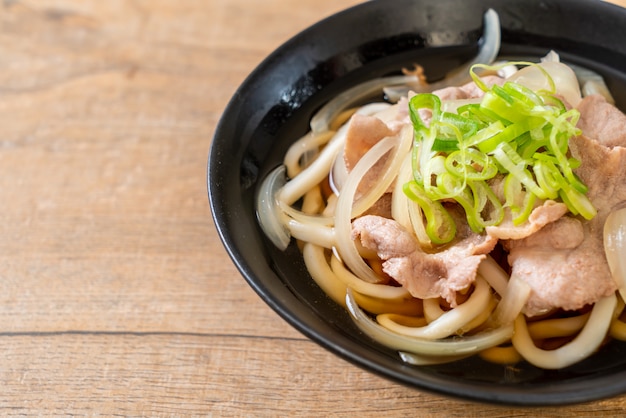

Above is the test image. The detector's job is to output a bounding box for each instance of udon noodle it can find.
[256,10,626,369]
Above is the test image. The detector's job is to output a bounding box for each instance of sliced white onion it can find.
[334,127,412,284]
[477,255,510,297]
[328,102,393,195]
[391,154,415,227]
[507,61,582,108]
[398,351,472,365]
[390,153,433,248]
[329,153,349,195]
[581,80,615,104]
[540,50,560,63]
[569,63,616,105]
[334,136,398,283]
[329,254,410,300]
[604,205,626,302]
[345,288,514,356]
[490,273,531,326]
[420,9,501,93]
[511,51,614,105]
[353,125,413,216]
[310,75,418,134]
[256,165,291,250]
[384,9,501,99]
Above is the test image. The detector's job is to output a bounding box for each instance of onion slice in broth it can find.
[604,205,626,301]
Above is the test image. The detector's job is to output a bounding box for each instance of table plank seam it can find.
[0,330,310,342]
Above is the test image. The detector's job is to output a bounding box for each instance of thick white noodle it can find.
[329,254,410,300]
[512,293,617,369]
[346,288,514,356]
[278,201,334,227]
[423,298,444,323]
[287,220,335,249]
[285,130,335,178]
[376,277,492,340]
[302,243,347,306]
[527,313,589,340]
[279,125,348,206]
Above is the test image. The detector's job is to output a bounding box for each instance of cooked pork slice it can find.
[433,75,504,101]
[408,76,505,127]
[343,114,393,170]
[486,200,569,240]
[342,114,396,198]
[505,103,626,315]
[576,94,626,148]
[570,135,626,210]
[505,216,616,316]
[352,214,497,306]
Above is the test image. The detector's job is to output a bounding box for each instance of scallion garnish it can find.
[405,62,596,244]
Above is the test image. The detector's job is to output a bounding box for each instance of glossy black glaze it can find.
[208,0,626,405]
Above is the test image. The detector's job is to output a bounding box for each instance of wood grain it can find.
[0,0,625,415]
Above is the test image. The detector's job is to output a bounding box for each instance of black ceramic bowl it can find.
[208,0,626,406]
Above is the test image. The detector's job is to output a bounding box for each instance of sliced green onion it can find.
[403,181,456,244]
[444,148,497,181]
[533,161,560,200]
[492,142,547,199]
[560,185,597,220]
[503,173,537,225]
[404,61,595,241]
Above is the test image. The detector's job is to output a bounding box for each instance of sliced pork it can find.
[504,95,626,316]
[505,216,615,316]
[343,114,393,171]
[352,213,497,307]
[576,94,626,148]
[433,75,504,101]
[341,114,395,199]
[486,200,569,241]
[344,91,625,317]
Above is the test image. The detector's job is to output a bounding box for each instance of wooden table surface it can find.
[1,0,625,415]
